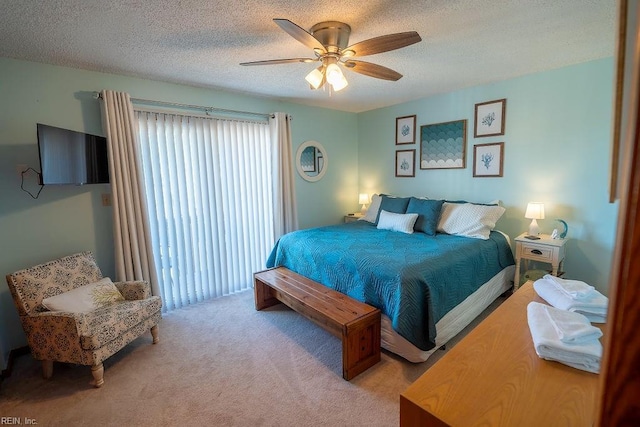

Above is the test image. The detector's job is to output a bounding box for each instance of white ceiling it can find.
[0,0,616,113]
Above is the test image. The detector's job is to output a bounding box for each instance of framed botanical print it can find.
[474,98,506,137]
[395,149,415,177]
[396,115,416,145]
[473,142,504,177]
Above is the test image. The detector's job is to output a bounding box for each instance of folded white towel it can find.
[541,303,603,344]
[527,302,602,374]
[542,274,595,300]
[534,278,608,323]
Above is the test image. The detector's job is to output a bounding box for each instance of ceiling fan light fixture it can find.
[305,67,324,89]
[330,73,348,91]
[325,63,343,84]
[325,62,348,91]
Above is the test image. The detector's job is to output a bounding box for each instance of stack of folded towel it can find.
[527,301,603,373]
[533,274,608,323]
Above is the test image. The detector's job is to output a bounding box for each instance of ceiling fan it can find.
[240,19,422,92]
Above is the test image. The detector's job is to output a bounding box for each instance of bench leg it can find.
[254,278,280,310]
[342,312,381,380]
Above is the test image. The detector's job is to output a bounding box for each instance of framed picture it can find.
[420,119,467,169]
[474,98,506,137]
[395,149,415,177]
[473,142,504,177]
[396,115,416,145]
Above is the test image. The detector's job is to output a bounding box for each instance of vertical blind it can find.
[136,111,275,311]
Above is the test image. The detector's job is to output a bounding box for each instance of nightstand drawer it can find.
[521,244,554,262]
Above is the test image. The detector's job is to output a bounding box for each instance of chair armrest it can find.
[114,280,152,300]
[22,311,86,340]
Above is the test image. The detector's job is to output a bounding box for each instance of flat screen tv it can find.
[37,123,110,185]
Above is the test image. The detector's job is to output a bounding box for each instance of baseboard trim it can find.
[0,346,30,382]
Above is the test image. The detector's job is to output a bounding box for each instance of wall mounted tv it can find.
[37,123,110,185]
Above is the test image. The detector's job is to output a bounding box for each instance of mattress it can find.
[381,264,514,362]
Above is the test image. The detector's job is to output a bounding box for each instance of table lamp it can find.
[525,202,545,236]
[359,193,369,215]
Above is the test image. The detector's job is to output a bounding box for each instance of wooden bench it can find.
[254,267,381,380]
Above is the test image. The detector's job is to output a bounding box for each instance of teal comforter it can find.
[266,221,514,351]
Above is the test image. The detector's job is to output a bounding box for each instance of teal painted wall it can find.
[0,57,618,371]
[358,58,617,294]
[0,58,358,369]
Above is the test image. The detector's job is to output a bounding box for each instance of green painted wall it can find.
[357,58,617,294]
[0,58,358,369]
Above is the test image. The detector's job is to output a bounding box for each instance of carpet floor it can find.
[0,289,504,426]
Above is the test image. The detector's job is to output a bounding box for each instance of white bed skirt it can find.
[381,264,515,362]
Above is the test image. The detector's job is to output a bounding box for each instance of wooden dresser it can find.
[400,281,605,426]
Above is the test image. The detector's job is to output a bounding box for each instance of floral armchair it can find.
[5,251,162,387]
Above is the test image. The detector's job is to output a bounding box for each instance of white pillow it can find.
[437,202,506,240]
[359,194,381,223]
[376,210,419,234]
[42,277,124,313]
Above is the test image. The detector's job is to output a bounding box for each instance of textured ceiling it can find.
[0,0,616,113]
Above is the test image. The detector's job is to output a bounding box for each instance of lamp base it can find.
[528,218,540,236]
[360,204,367,215]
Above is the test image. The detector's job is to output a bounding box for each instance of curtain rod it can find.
[93,91,273,121]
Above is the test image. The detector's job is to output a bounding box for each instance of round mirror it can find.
[296,140,328,182]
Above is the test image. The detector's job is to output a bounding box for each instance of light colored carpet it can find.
[0,289,505,426]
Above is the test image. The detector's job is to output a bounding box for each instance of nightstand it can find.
[344,213,364,223]
[514,232,568,290]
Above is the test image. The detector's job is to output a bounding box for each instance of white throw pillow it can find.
[437,202,506,240]
[359,194,381,223]
[376,210,419,234]
[42,277,124,313]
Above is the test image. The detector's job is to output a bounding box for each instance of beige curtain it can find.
[100,90,159,296]
[270,112,298,237]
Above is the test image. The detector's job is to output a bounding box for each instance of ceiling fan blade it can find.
[343,60,403,81]
[344,32,421,57]
[273,18,326,53]
[240,58,317,66]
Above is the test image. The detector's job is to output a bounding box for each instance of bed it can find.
[265,209,515,363]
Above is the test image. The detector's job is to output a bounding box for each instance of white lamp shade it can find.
[326,63,348,91]
[305,67,324,89]
[525,202,545,219]
[330,74,348,91]
[325,63,343,84]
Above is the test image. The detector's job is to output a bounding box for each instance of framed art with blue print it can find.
[420,119,467,169]
[474,98,506,138]
[395,149,415,177]
[396,115,416,145]
[473,142,504,177]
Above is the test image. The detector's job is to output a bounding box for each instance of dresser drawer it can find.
[520,244,554,262]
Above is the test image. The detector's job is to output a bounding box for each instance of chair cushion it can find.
[78,296,162,350]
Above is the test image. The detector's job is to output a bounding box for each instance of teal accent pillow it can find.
[375,195,410,224]
[406,198,444,235]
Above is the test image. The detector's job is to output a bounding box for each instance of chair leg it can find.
[91,363,104,388]
[42,360,53,379]
[151,325,159,344]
